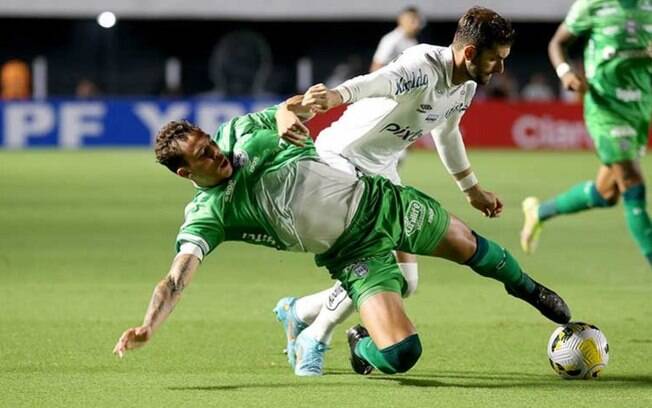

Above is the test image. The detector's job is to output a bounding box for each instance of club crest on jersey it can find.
[405,200,426,236]
[346,262,369,278]
[395,69,428,95]
[381,122,423,142]
[232,149,249,169]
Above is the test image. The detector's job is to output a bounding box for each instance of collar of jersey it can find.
[442,46,454,88]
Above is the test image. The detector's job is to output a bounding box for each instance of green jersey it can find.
[176,106,320,255]
[565,0,652,119]
[175,106,364,256]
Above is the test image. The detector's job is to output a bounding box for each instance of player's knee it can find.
[398,263,418,298]
[379,334,422,374]
[590,182,618,207]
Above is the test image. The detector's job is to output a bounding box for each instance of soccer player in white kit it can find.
[274,6,514,376]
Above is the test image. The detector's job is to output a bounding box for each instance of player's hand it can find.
[113,325,152,358]
[561,72,587,94]
[465,186,503,218]
[302,83,343,113]
[275,108,310,147]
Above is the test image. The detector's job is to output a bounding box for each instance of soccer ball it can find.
[547,322,609,379]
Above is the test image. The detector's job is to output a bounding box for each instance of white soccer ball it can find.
[547,322,609,379]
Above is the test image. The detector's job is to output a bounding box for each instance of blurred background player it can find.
[369,6,424,72]
[521,0,652,264]
[274,6,516,376]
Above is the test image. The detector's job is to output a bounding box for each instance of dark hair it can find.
[154,120,202,173]
[452,7,515,51]
[401,6,420,15]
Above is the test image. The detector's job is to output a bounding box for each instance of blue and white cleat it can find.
[273,297,308,368]
[294,331,327,376]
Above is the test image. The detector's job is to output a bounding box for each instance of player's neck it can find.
[451,48,471,85]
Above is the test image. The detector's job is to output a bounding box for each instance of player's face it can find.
[177,132,233,187]
[398,11,422,37]
[466,44,511,85]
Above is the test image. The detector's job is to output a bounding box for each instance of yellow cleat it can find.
[521,197,543,254]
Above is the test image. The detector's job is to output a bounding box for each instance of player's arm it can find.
[275,95,312,147]
[549,23,587,93]
[302,47,430,112]
[113,250,201,358]
[432,114,503,218]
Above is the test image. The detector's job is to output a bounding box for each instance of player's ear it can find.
[177,167,190,179]
[463,45,477,61]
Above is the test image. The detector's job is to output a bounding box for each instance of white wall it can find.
[0,0,573,21]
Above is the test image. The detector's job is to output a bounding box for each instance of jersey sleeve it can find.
[564,0,592,36]
[372,33,396,65]
[175,198,225,257]
[334,45,436,103]
[431,111,470,175]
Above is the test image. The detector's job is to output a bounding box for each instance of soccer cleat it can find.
[273,297,308,368]
[521,196,543,254]
[345,325,374,375]
[506,280,571,324]
[293,332,327,376]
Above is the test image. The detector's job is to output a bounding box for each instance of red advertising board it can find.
[307,101,651,150]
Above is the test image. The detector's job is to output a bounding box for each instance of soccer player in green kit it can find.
[521,0,652,263]
[113,96,571,376]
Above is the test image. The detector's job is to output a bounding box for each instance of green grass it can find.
[1,149,651,407]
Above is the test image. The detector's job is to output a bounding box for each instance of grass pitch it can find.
[1,149,651,407]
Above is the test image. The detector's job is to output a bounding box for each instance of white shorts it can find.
[316,145,402,185]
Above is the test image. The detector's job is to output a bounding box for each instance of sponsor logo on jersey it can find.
[326,282,349,311]
[241,232,277,246]
[405,200,426,237]
[610,125,637,138]
[381,123,423,142]
[425,114,440,122]
[616,88,642,103]
[395,69,429,96]
[416,104,432,113]
[444,102,469,119]
[224,179,237,201]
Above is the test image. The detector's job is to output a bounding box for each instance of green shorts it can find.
[314,176,451,307]
[585,92,650,165]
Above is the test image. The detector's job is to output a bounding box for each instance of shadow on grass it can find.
[167,370,652,391]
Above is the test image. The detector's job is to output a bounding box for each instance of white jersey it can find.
[316,44,477,184]
[372,28,418,66]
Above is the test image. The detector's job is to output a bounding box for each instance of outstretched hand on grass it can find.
[113,325,152,358]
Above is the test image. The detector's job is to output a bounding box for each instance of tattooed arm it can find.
[113,253,201,358]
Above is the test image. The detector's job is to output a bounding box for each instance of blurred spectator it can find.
[75,78,101,99]
[1,59,31,100]
[207,30,272,97]
[370,6,424,72]
[483,70,519,100]
[521,72,555,101]
[325,55,365,89]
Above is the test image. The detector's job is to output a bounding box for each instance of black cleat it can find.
[346,325,374,375]
[506,280,571,324]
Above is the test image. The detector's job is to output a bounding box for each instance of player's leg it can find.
[521,165,619,254]
[429,214,570,323]
[611,160,652,264]
[348,291,421,375]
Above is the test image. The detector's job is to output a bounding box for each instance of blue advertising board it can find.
[0,98,280,148]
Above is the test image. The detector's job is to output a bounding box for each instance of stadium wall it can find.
[1,99,649,149]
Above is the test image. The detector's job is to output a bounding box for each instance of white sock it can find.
[300,282,353,344]
[398,262,418,297]
[294,287,333,324]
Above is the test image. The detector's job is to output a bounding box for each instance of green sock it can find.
[538,181,613,221]
[465,232,536,294]
[355,337,396,374]
[623,184,652,264]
